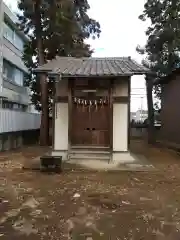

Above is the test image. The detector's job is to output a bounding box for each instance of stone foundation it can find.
[112,152,136,163]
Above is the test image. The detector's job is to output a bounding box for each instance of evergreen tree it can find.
[18,0,101,145]
[137,0,180,143]
[137,0,180,98]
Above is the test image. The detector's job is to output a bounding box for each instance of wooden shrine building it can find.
[35,57,148,162]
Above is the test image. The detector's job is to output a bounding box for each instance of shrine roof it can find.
[34,56,149,77]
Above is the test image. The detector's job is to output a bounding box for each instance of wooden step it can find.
[69,154,110,160]
[70,150,110,155]
[68,149,111,161]
[69,156,110,161]
[71,145,110,151]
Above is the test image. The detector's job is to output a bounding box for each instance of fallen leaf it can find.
[73,193,80,198]
[122,201,130,205]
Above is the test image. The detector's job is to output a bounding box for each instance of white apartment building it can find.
[0,1,40,151]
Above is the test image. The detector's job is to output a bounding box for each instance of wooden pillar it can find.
[51,75,59,150]
[128,77,131,148]
[68,78,72,147]
[39,73,49,146]
[146,74,155,144]
[109,79,113,150]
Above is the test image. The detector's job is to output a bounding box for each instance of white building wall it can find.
[53,102,68,160]
[0,109,40,133]
[0,1,29,103]
[2,87,30,105]
[2,40,28,73]
[0,0,4,94]
[0,1,40,138]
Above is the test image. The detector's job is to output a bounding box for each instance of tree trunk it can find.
[146,75,155,144]
[34,0,49,145]
[37,38,49,146]
[39,73,49,146]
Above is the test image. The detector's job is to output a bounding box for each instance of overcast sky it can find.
[4,0,149,112]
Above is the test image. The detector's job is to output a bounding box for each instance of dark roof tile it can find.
[35,56,149,77]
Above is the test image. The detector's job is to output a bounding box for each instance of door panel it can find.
[91,105,109,146]
[72,105,91,145]
[71,102,110,146]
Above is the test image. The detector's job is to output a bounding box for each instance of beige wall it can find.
[112,78,129,161]
[56,77,129,97]
[54,103,68,159]
[56,80,68,96]
[113,78,128,97]
[113,103,128,152]
[54,81,68,160]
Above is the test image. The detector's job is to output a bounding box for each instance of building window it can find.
[14,68,24,86]
[14,34,24,51]
[3,60,14,81]
[3,21,24,51]
[3,22,14,43]
[3,59,24,86]
[2,100,27,111]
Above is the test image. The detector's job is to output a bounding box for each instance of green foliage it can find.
[137,0,180,99]
[18,0,101,110]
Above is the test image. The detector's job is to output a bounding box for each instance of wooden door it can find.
[71,103,110,146]
[72,104,91,145]
[91,105,109,146]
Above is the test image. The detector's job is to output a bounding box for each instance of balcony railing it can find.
[0,109,41,133]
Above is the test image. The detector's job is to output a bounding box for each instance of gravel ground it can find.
[0,142,180,239]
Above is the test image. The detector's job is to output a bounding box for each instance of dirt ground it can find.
[1,141,180,239]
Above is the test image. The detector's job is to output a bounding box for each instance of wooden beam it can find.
[55,96,68,103]
[113,96,128,103]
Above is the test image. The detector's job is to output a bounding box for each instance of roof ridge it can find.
[55,56,132,61]
[83,57,130,60]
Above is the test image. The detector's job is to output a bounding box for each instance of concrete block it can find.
[3,134,10,151]
[112,152,136,163]
[17,134,23,148]
[51,150,68,161]
[11,134,17,149]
